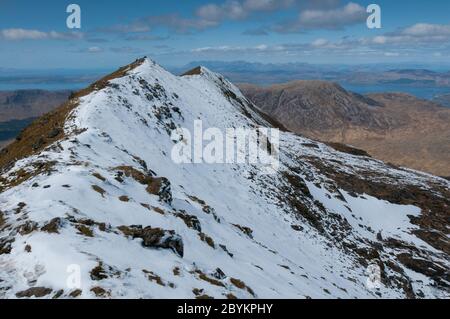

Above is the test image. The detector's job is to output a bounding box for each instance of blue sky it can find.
[1,0,450,69]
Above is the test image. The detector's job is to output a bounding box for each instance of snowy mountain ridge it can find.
[0,58,448,299]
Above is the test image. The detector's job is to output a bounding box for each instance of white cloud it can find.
[402,23,450,37]
[300,2,365,26]
[118,0,299,34]
[98,24,151,33]
[188,23,450,59]
[276,2,366,32]
[365,23,450,46]
[311,38,330,47]
[244,0,294,11]
[87,46,103,53]
[191,44,284,54]
[0,28,83,40]
[384,52,400,57]
[371,36,387,45]
[195,0,295,24]
[1,28,48,40]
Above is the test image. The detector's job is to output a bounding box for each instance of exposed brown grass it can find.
[232,224,254,239]
[173,267,181,276]
[195,270,225,287]
[195,294,214,299]
[90,286,110,298]
[114,165,163,196]
[76,224,94,237]
[17,221,38,235]
[143,269,165,286]
[119,195,130,202]
[92,172,106,182]
[181,66,202,76]
[15,287,53,298]
[140,203,165,215]
[91,185,106,197]
[90,263,108,281]
[175,212,201,231]
[325,142,371,157]
[198,232,215,248]
[0,210,5,228]
[0,161,56,193]
[41,217,62,234]
[230,278,255,296]
[67,216,107,233]
[69,289,82,298]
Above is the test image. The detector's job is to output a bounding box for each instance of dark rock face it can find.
[41,217,63,234]
[175,212,202,232]
[212,268,226,280]
[119,225,183,257]
[0,210,5,228]
[0,236,13,255]
[114,166,172,204]
[47,128,62,139]
[15,287,52,298]
[140,227,183,257]
[147,177,172,204]
[397,253,449,287]
[90,263,109,281]
[239,81,387,133]
[32,138,45,151]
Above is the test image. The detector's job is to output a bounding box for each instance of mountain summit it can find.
[0,58,448,299]
[240,81,450,176]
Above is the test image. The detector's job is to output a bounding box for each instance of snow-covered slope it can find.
[0,58,448,299]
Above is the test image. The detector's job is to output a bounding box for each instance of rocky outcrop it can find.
[119,225,184,257]
[114,166,172,204]
[15,287,53,298]
[146,177,172,204]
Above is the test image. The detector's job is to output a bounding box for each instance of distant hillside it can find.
[0,90,70,148]
[0,139,12,150]
[240,81,388,132]
[240,81,450,177]
[0,90,70,121]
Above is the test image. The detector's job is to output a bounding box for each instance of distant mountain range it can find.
[172,61,450,90]
[0,90,70,122]
[240,81,450,177]
[2,62,450,100]
[0,69,108,91]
